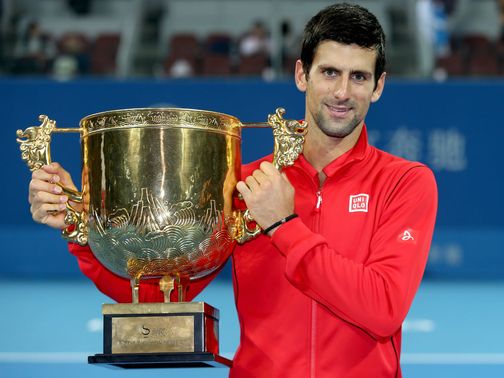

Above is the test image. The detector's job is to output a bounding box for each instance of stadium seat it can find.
[201,53,233,76]
[204,33,233,56]
[168,33,200,59]
[467,51,499,76]
[90,33,121,75]
[237,52,269,76]
[435,52,466,77]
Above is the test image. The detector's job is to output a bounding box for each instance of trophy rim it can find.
[80,107,242,124]
[79,107,244,137]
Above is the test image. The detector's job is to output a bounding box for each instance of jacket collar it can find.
[295,124,370,180]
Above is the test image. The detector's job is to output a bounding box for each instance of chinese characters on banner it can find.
[369,127,467,172]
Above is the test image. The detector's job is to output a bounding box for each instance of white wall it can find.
[9,0,134,38]
[160,0,391,45]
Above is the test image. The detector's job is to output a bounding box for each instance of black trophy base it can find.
[88,352,233,369]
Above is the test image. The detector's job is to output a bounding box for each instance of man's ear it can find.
[371,72,386,103]
[295,59,307,93]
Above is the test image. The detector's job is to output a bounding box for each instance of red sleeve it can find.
[68,243,221,303]
[271,166,437,340]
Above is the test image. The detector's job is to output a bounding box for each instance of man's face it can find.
[295,40,385,140]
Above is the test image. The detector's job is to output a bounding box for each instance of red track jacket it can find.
[69,126,437,377]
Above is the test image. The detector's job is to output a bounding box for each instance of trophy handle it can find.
[234,108,308,244]
[16,115,88,245]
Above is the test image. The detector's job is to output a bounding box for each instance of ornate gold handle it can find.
[16,115,88,245]
[234,108,308,244]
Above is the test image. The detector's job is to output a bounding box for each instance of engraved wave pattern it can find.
[88,189,234,279]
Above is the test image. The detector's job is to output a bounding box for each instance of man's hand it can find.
[236,161,295,236]
[29,162,77,229]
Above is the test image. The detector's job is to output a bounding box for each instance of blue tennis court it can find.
[1,275,503,378]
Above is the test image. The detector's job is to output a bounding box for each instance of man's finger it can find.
[32,203,66,224]
[32,168,59,184]
[29,181,65,204]
[252,169,267,184]
[41,163,63,174]
[30,179,63,195]
[281,172,293,185]
[244,176,260,191]
[34,190,68,205]
[43,163,77,190]
[58,169,76,189]
[236,181,252,197]
[259,161,279,175]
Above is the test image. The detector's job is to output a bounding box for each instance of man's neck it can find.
[303,124,363,173]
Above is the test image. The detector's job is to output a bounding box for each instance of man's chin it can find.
[319,122,359,139]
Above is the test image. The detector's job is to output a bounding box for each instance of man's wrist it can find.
[262,214,298,235]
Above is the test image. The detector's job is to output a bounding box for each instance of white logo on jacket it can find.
[398,228,418,243]
[401,230,415,241]
[348,194,369,213]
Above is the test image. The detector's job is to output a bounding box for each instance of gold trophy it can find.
[16,107,306,368]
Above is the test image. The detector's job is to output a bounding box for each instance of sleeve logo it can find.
[398,228,418,243]
[348,194,369,213]
[401,230,415,241]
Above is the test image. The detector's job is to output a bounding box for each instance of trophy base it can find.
[88,352,233,369]
[90,301,231,369]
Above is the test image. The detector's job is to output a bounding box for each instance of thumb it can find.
[281,172,292,185]
[43,212,68,230]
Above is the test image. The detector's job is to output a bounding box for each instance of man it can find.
[28,3,437,377]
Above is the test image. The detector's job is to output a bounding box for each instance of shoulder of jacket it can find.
[370,146,431,173]
[368,147,436,188]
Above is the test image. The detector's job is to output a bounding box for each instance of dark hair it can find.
[300,3,386,87]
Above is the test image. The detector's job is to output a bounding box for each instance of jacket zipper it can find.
[289,165,323,378]
[311,187,323,378]
[315,190,323,211]
[310,300,317,378]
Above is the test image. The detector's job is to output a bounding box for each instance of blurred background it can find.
[1,0,504,377]
[1,0,504,80]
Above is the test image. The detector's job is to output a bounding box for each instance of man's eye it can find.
[324,69,337,77]
[352,73,367,81]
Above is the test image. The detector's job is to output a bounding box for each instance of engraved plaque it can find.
[111,316,195,353]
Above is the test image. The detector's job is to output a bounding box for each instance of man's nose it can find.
[333,76,351,99]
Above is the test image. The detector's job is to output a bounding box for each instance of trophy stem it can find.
[159,275,190,303]
[159,276,175,302]
[177,275,190,302]
[131,275,191,304]
[131,278,140,304]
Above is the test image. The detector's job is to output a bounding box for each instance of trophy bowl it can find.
[17,107,306,368]
[79,107,243,283]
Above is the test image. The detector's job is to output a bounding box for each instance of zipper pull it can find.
[315,190,322,210]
